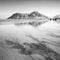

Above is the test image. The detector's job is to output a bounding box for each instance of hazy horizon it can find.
[0,0,60,19]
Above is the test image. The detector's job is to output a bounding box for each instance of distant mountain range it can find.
[8,11,50,20]
[7,11,60,23]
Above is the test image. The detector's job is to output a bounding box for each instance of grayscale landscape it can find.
[0,11,60,60]
[0,0,60,60]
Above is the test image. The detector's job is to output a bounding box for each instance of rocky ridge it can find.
[8,11,50,20]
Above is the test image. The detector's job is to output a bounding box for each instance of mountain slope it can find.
[53,14,60,20]
[53,14,60,23]
[8,11,50,20]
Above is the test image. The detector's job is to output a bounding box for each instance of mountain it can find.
[8,11,50,20]
[53,14,60,22]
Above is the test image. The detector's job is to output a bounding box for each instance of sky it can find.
[0,0,60,19]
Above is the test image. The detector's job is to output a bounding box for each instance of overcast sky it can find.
[0,0,60,19]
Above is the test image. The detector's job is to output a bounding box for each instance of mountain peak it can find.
[29,11,42,17]
[30,11,40,15]
[8,11,50,20]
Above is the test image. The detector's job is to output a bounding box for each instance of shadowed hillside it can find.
[8,11,50,20]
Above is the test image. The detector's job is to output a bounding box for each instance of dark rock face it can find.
[8,13,28,19]
[8,11,49,19]
[4,40,60,60]
[28,11,42,18]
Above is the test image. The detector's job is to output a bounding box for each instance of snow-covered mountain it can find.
[8,11,50,20]
[0,20,60,60]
